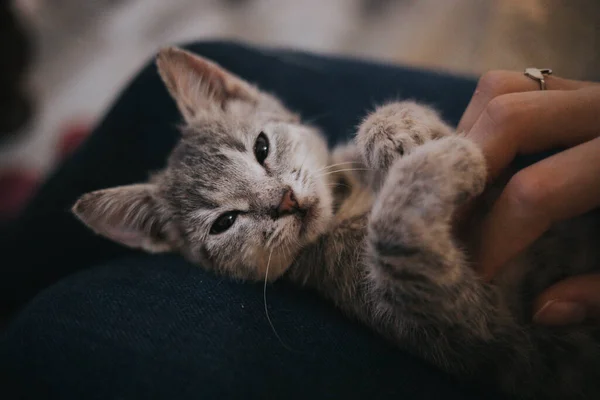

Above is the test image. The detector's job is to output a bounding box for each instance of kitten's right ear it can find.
[156,47,259,122]
[72,184,176,253]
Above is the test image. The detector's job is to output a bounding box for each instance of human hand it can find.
[458,70,600,326]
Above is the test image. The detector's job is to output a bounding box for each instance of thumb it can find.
[533,273,600,326]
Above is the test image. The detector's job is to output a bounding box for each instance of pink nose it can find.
[277,188,299,214]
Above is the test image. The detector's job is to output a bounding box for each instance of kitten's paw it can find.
[356,101,452,174]
[369,137,487,288]
[383,136,487,214]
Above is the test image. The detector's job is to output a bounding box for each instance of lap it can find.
[1,255,494,399]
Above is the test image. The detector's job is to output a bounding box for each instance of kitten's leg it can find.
[357,103,499,337]
[365,136,600,398]
[356,101,453,191]
[365,136,541,393]
[367,136,501,334]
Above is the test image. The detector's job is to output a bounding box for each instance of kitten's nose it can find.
[278,188,299,214]
[270,188,299,219]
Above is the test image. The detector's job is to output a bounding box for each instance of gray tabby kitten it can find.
[73,48,600,399]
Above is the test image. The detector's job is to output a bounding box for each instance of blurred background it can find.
[1,0,599,220]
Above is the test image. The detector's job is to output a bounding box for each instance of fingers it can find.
[476,136,600,280]
[457,70,597,134]
[467,85,600,181]
[460,71,600,324]
[533,274,600,326]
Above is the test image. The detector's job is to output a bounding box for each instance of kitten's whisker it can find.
[267,226,279,248]
[267,225,285,249]
[264,251,293,351]
[306,165,371,185]
[316,168,372,178]
[303,111,332,125]
[306,162,360,182]
[314,161,361,174]
[295,151,310,182]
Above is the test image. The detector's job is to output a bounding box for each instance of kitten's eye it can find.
[210,212,238,234]
[253,132,269,165]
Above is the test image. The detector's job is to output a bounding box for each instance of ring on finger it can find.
[524,68,553,90]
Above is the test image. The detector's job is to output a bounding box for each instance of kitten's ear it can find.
[72,184,176,253]
[156,47,259,121]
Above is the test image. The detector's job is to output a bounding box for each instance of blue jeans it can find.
[0,41,506,399]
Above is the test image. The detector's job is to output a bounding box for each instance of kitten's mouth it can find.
[298,199,319,236]
[275,195,320,237]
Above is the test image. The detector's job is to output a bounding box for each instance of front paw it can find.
[356,101,452,173]
[382,136,487,215]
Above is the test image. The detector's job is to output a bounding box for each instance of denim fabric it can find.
[0,41,508,399]
[2,255,505,399]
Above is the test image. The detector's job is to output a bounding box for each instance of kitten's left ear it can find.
[156,47,260,121]
[72,184,177,253]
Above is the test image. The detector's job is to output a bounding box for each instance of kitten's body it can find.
[289,150,600,398]
[73,48,600,399]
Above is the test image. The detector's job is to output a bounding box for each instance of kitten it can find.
[72,47,600,399]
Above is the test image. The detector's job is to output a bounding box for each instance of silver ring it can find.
[524,68,553,90]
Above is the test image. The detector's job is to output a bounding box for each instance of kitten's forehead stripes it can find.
[165,140,235,212]
[164,122,271,216]
[180,125,246,152]
[164,181,219,212]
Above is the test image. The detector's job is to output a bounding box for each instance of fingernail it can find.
[533,300,586,326]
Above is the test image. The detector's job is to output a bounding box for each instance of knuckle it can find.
[476,70,516,98]
[484,94,520,131]
[504,171,549,215]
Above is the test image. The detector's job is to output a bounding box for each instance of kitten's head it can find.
[72,47,333,281]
